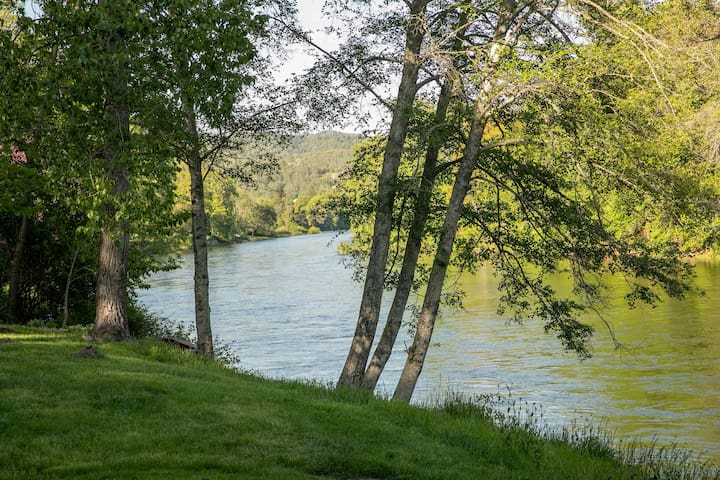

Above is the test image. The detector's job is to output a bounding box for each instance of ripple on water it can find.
[138,232,720,465]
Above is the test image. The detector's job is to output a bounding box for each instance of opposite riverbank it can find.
[0,326,717,480]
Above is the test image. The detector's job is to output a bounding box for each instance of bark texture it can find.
[362,81,454,390]
[393,3,519,402]
[189,154,214,358]
[7,215,29,321]
[91,2,131,340]
[338,0,429,388]
[182,90,214,358]
[93,229,130,339]
[392,115,482,402]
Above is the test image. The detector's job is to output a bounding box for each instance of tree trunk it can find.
[93,135,131,340]
[91,1,131,340]
[392,5,518,401]
[93,229,130,339]
[7,215,29,321]
[181,91,214,358]
[362,81,454,390]
[391,115,482,402]
[189,154,214,357]
[62,248,80,328]
[338,0,429,388]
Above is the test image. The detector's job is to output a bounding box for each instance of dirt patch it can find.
[74,345,102,359]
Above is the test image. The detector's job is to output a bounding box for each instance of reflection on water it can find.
[138,232,719,463]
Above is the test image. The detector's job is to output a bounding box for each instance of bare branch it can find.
[269,14,393,110]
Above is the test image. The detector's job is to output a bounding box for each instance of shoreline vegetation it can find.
[1,326,717,480]
[205,225,326,247]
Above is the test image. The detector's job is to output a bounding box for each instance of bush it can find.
[127,302,191,340]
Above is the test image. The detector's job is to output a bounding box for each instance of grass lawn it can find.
[0,326,702,479]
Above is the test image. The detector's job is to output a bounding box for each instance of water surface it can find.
[138,232,720,463]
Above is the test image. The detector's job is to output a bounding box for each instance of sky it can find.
[279,0,389,133]
[275,0,342,84]
[20,0,382,132]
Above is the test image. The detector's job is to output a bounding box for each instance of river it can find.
[137,231,719,464]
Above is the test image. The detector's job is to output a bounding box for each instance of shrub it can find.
[127,301,191,340]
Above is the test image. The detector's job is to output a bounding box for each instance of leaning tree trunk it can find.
[91,1,131,341]
[392,1,519,402]
[392,108,487,402]
[338,0,429,388]
[7,215,29,321]
[362,81,454,390]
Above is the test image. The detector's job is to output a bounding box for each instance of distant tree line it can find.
[180,131,358,243]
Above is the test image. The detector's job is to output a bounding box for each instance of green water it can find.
[139,233,720,464]
[424,260,719,462]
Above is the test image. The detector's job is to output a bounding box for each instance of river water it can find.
[137,231,719,463]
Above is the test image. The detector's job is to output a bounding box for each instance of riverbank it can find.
[1,327,717,480]
[200,226,327,247]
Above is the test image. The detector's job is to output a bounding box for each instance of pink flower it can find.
[0,144,28,164]
[11,146,27,164]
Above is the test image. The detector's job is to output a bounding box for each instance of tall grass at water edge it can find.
[429,388,720,480]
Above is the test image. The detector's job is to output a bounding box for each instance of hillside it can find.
[262,130,359,202]
[172,131,360,242]
[1,327,708,480]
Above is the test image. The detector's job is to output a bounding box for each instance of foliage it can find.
[171,131,359,242]
[0,0,188,325]
[336,0,720,363]
[127,302,192,340]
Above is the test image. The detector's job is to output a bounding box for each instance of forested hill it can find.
[266,131,360,202]
[176,131,360,241]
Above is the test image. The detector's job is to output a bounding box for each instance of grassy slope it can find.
[0,328,646,480]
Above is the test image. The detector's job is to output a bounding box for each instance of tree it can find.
[335,0,720,402]
[337,0,431,388]
[90,0,134,340]
[138,0,291,356]
[1,1,182,331]
[362,10,470,390]
[393,0,536,400]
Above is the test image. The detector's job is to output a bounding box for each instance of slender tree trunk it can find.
[91,0,131,340]
[392,114,483,402]
[188,153,214,357]
[182,94,214,358]
[362,81,454,390]
[338,0,429,388]
[392,5,518,401]
[62,248,80,328]
[7,215,29,321]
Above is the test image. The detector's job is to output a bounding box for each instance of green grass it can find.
[0,327,713,480]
